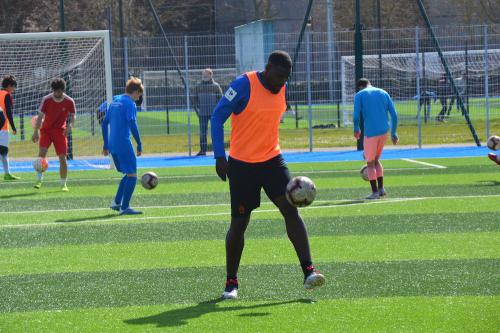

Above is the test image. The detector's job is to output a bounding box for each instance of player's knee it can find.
[366,160,375,166]
[126,173,137,178]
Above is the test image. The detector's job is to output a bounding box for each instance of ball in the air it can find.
[33,158,49,173]
[486,135,500,150]
[141,171,159,190]
[360,165,369,181]
[285,176,316,207]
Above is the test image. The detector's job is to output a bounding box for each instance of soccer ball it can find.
[33,158,49,173]
[360,165,369,181]
[141,171,159,190]
[285,176,316,207]
[486,135,500,150]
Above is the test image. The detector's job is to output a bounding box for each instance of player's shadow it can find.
[475,180,500,186]
[0,192,37,199]
[55,214,118,223]
[124,298,313,328]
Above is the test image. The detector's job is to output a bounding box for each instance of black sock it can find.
[370,180,378,193]
[301,262,314,276]
[377,176,383,189]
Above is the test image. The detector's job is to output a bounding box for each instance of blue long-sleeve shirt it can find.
[102,94,142,154]
[353,86,398,138]
[210,71,280,158]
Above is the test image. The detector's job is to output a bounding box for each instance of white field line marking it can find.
[401,158,447,169]
[0,197,424,228]
[0,167,434,186]
[2,194,500,228]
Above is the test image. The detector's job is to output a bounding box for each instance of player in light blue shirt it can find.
[353,78,398,199]
[102,78,144,215]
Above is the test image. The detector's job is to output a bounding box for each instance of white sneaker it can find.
[304,271,326,290]
[221,288,238,300]
[365,192,380,200]
[378,188,387,197]
[110,201,120,211]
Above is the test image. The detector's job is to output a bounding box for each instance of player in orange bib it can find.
[211,51,325,299]
[32,78,76,191]
[0,75,20,180]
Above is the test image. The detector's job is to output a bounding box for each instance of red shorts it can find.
[364,134,387,161]
[40,128,68,156]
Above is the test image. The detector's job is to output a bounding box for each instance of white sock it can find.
[37,172,43,181]
[60,178,67,186]
[1,154,9,174]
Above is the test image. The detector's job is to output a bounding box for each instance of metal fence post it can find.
[484,25,490,139]
[416,27,422,148]
[306,29,313,152]
[123,37,129,83]
[184,35,192,156]
[326,0,334,103]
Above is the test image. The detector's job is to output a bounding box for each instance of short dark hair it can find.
[51,78,66,91]
[2,75,17,89]
[125,77,144,94]
[356,78,370,90]
[268,50,292,71]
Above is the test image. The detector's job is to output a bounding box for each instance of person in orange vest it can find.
[0,75,20,180]
[211,51,325,300]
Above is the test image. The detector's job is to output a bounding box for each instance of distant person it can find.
[0,75,20,180]
[102,77,144,215]
[353,78,398,199]
[194,68,222,156]
[32,78,76,191]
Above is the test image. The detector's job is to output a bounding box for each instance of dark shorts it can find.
[228,154,291,217]
[0,145,7,156]
[111,148,137,174]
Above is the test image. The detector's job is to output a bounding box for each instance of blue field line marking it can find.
[8,146,491,173]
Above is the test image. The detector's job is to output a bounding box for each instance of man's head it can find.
[263,50,292,94]
[356,78,371,91]
[51,78,66,99]
[202,68,213,82]
[2,75,17,93]
[125,77,144,101]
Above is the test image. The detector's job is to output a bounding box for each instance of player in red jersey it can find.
[32,78,76,191]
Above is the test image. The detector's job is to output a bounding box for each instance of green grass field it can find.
[8,98,500,158]
[0,156,499,332]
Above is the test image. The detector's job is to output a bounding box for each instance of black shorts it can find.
[228,154,291,217]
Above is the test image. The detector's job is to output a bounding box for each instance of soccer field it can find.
[0,157,499,332]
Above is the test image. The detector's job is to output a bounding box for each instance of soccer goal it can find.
[0,30,113,169]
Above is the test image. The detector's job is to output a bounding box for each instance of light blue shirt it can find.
[353,86,398,138]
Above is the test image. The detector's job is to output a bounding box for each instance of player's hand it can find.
[354,131,361,140]
[392,134,399,145]
[215,157,228,181]
[103,149,109,156]
[12,130,16,135]
[31,131,39,143]
[63,126,72,137]
[137,150,142,157]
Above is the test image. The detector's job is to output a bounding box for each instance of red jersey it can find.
[39,93,76,130]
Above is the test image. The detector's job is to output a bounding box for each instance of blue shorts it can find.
[112,151,137,174]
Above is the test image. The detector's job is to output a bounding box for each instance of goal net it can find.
[340,49,500,126]
[0,30,113,170]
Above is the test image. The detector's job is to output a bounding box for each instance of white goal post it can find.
[0,30,113,165]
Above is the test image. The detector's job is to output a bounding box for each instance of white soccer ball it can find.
[285,176,316,207]
[141,171,159,190]
[486,135,500,150]
[33,158,49,173]
[360,165,369,181]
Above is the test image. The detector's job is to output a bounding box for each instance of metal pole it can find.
[123,37,129,84]
[484,25,490,138]
[165,69,170,135]
[355,0,364,150]
[59,0,65,31]
[326,0,334,103]
[416,27,422,148]
[118,0,125,39]
[376,0,382,86]
[306,29,313,152]
[184,36,192,156]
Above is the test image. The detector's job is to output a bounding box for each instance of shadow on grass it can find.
[0,192,38,199]
[124,298,313,328]
[475,180,500,186]
[55,213,118,223]
[314,200,365,207]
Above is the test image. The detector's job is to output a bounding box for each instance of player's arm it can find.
[386,93,399,144]
[101,107,110,155]
[211,75,250,181]
[128,102,142,156]
[353,92,362,139]
[4,95,16,134]
[32,99,46,143]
